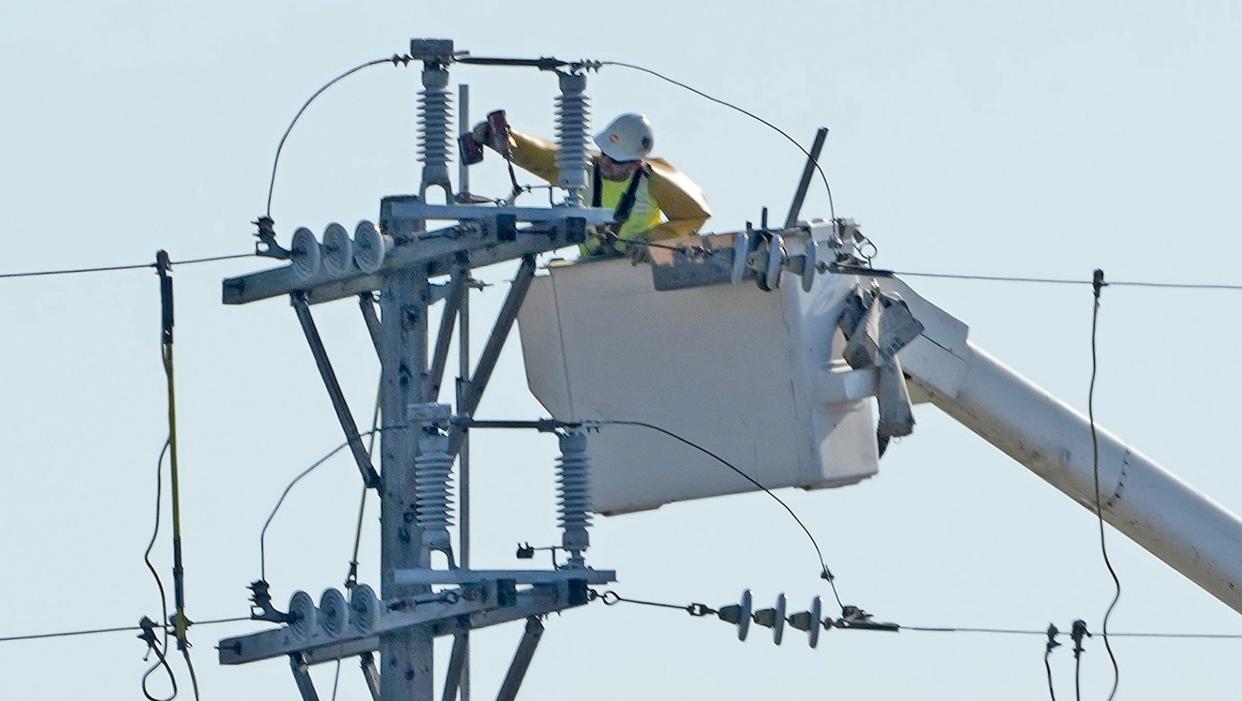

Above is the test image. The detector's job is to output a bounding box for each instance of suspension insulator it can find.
[414,432,454,552]
[554,71,590,205]
[418,64,453,196]
[556,430,593,565]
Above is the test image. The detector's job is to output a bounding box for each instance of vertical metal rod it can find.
[359,292,384,361]
[156,250,190,650]
[361,651,382,701]
[449,256,536,455]
[380,271,434,701]
[458,83,470,200]
[290,653,322,701]
[783,127,829,230]
[457,267,472,701]
[495,617,546,701]
[440,633,469,701]
[292,293,381,488]
[425,274,465,401]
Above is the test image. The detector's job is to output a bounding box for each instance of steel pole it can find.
[380,270,434,701]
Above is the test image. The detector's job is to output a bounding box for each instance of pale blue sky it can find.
[3,1,1242,699]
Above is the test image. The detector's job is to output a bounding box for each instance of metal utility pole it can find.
[379,270,432,700]
[217,38,616,701]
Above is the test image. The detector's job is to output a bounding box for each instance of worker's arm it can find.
[644,158,712,240]
[505,129,561,184]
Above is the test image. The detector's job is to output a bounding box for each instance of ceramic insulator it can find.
[414,432,454,550]
[556,430,593,562]
[554,72,590,204]
[418,65,453,192]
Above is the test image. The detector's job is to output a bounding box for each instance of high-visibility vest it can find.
[580,165,662,256]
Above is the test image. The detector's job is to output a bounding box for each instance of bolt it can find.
[404,668,415,681]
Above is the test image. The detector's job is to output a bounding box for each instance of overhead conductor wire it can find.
[599,60,835,222]
[259,426,401,581]
[599,419,846,612]
[0,253,252,280]
[264,54,411,218]
[1089,270,1122,700]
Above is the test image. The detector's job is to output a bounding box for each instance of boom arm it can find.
[884,277,1242,614]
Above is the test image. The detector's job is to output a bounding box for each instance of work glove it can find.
[470,121,494,149]
[471,117,512,157]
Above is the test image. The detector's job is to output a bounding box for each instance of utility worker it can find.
[472,113,711,256]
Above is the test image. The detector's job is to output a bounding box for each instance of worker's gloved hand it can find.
[471,121,494,150]
[472,121,510,156]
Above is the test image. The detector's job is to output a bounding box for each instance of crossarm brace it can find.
[496,617,545,701]
[292,293,382,489]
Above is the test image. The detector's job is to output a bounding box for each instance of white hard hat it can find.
[594,113,654,162]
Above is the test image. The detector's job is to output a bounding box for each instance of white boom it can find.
[518,243,1242,616]
[883,277,1242,614]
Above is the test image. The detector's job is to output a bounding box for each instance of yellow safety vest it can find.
[579,166,663,256]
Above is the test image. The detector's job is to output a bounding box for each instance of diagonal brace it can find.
[440,632,469,701]
[292,292,382,489]
[496,617,545,701]
[360,651,381,701]
[358,292,383,362]
[449,256,536,456]
[425,271,466,401]
[290,653,321,701]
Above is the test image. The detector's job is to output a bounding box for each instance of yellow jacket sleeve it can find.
[643,157,712,240]
[505,129,712,240]
[506,129,561,184]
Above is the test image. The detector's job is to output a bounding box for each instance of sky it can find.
[2,1,1242,699]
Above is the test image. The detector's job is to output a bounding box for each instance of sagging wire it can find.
[142,438,174,700]
[599,60,836,223]
[1089,270,1122,700]
[597,419,847,613]
[258,425,402,582]
[264,53,413,219]
[138,617,178,701]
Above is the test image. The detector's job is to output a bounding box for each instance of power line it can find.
[599,419,847,613]
[141,438,173,701]
[833,263,1242,290]
[265,54,412,218]
[0,253,253,280]
[259,426,403,582]
[600,60,836,222]
[0,616,251,645]
[1089,270,1122,701]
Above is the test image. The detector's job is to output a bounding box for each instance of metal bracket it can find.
[291,293,382,489]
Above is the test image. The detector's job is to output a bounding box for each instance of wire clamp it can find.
[248,579,291,624]
[252,216,290,260]
[686,602,715,617]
